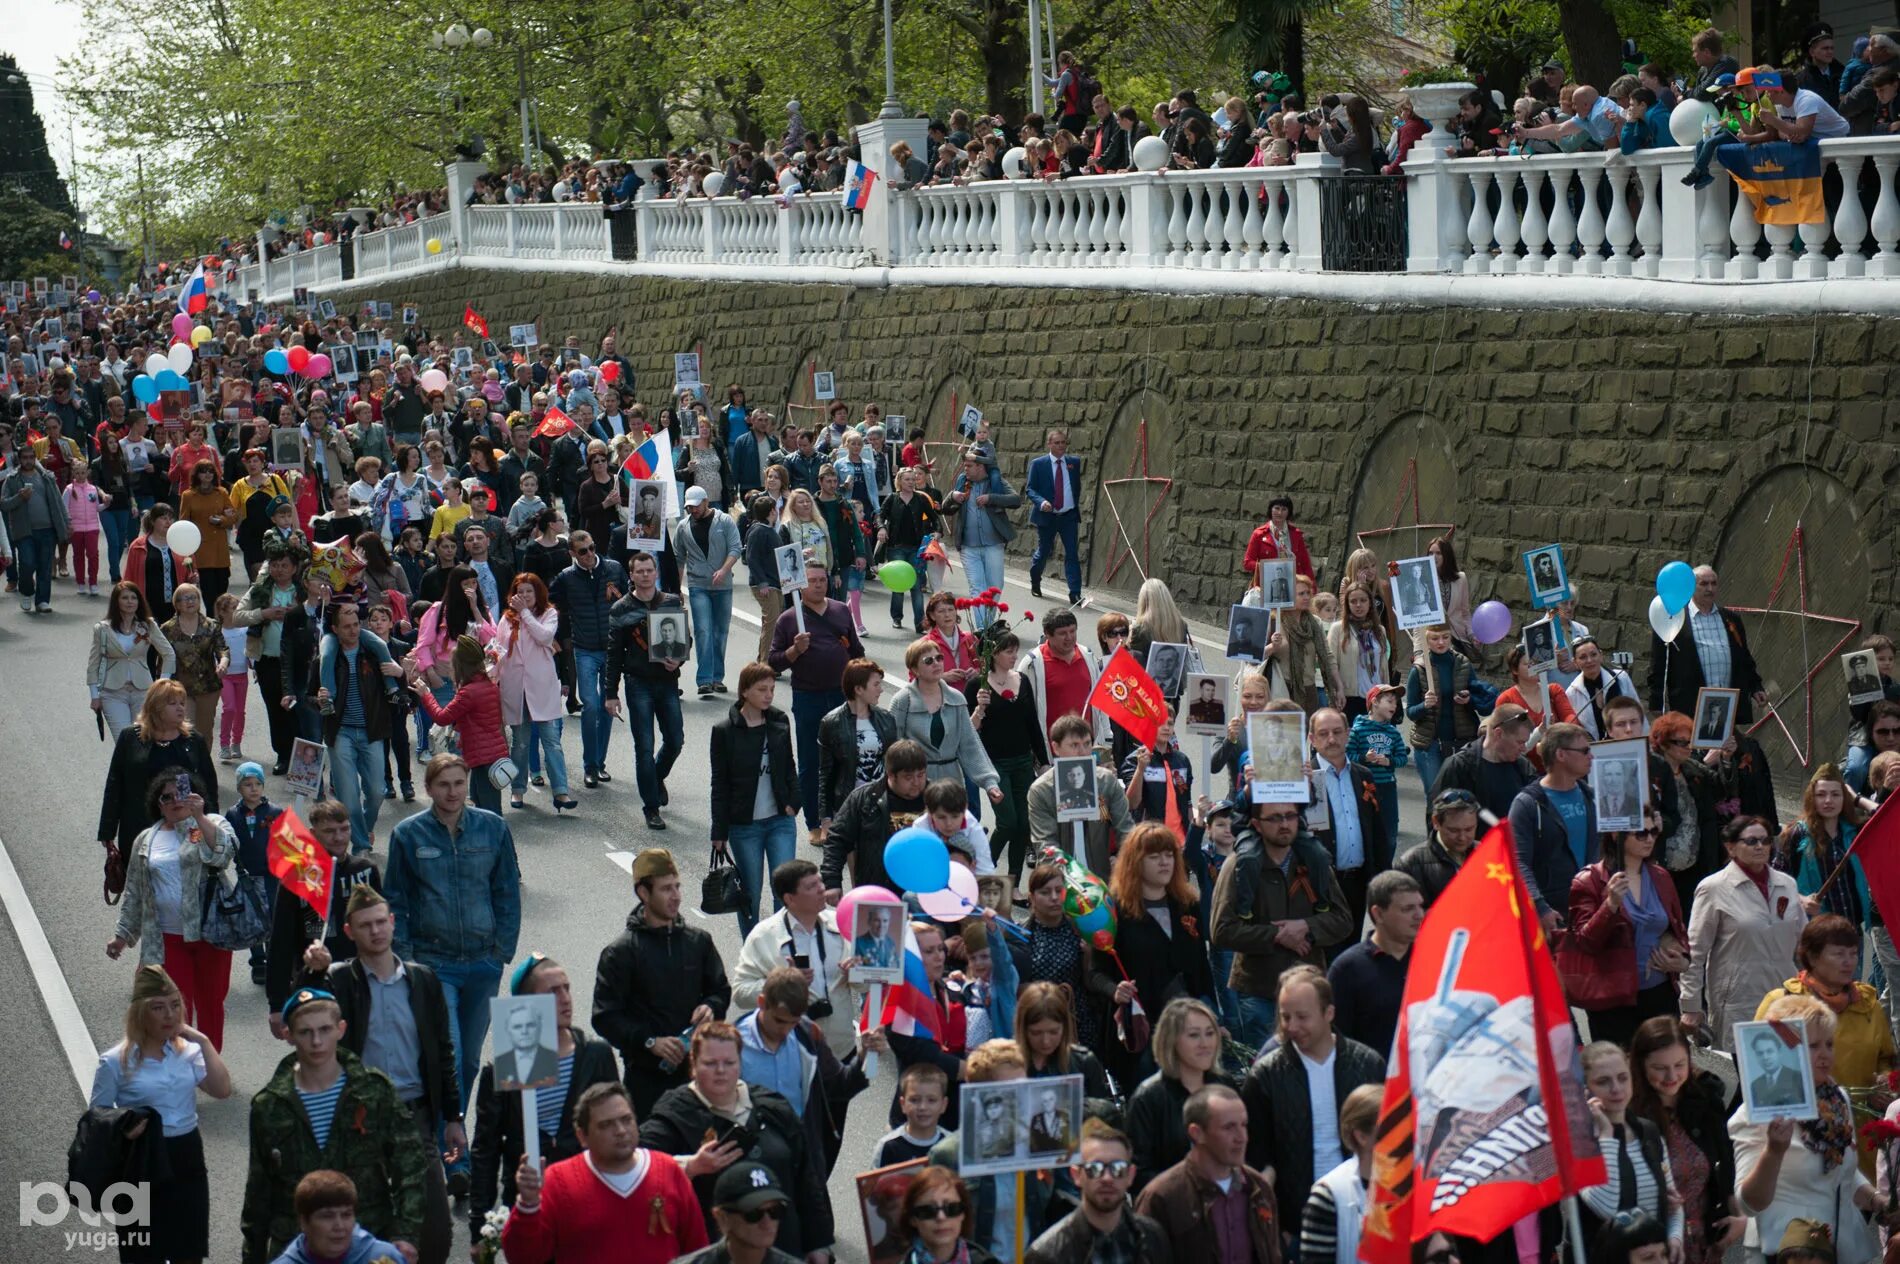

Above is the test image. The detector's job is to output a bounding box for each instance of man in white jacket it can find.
[730,858,861,1058]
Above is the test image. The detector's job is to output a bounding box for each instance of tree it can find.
[0,188,79,279]
[0,54,76,222]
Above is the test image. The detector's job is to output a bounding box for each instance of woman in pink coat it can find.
[495,572,576,811]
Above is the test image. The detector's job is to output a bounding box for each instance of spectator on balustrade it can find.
[1172,117,1216,169]
[1528,58,1567,105]
[1843,32,1897,96]
[1639,63,1681,111]
[1619,89,1673,151]
[1214,98,1257,166]
[1841,66,1900,134]
[930,144,964,186]
[1514,84,1625,151]
[888,141,927,189]
[1799,23,1846,106]
[1737,67,1851,145]
[1319,97,1381,172]
[1691,27,1742,92]
[1447,90,1502,156]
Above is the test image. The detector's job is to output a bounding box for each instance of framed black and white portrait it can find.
[316,298,336,320]
[1054,756,1100,824]
[1390,557,1445,631]
[1255,559,1295,611]
[489,992,560,1091]
[1693,687,1739,750]
[1144,642,1189,699]
[1225,604,1272,665]
[1248,711,1309,804]
[401,305,419,326]
[628,478,667,551]
[1843,650,1886,707]
[1182,674,1229,737]
[452,346,475,371]
[812,370,837,401]
[269,425,305,472]
[960,1082,1023,1173]
[850,898,906,986]
[1523,544,1570,608]
[647,610,690,664]
[775,542,806,595]
[1735,1018,1818,1123]
[1590,737,1648,834]
[1521,617,1559,678]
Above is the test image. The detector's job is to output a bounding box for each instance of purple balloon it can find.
[302,353,333,379]
[1470,600,1514,646]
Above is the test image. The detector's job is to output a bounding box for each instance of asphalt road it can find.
[0,558,1430,1262]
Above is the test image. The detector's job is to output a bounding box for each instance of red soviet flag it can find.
[1850,791,1900,928]
[1087,647,1168,750]
[533,406,577,439]
[1359,823,1605,1263]
[268,808,336,925]
[462,304,489,339]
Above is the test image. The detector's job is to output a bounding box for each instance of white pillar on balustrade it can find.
[444,160,486,257]
[1654,150,1704,280]
[633,161,663,263]
[856,117,929,264]
[776,197,799,264]
[254,231,271,301]
[1292,151,1340,272]
[1399,83,1476,273]
[994,178,1027,265]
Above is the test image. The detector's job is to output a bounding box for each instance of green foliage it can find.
[0,188,79,278]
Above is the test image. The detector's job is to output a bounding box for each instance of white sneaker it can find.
[18,598,32,613]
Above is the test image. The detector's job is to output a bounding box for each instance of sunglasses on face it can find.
[1078,1159,1132,1180]
[918,654,944,666]
[1736,834,1771,845]
[572,546,595,557]
[1875,727,1900,738]
[912,1201,965,1221]
[736,1203,786,1224]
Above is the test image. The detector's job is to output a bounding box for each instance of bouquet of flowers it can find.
[475,1204,510,1264]
[959,588,1034,671]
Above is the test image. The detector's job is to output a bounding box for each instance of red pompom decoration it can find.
[1092,930,1114,949]
[1022,611,1035,621]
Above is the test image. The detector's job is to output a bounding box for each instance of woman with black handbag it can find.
[104,769,239,1051]
[86,965,232,1264]
[708,661,801,934]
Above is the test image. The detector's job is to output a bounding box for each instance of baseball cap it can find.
[683,486,709,506]
[714,1162,789,1212]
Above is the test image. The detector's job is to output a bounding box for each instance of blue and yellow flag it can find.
[1715,138,1824,225]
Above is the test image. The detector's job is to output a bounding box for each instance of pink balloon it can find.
[171,312,193,340]
[301,353,333,379]
[916,864,982,921]
[418,368,450,395]
[835,884,900,939]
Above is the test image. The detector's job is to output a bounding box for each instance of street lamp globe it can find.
[443,22,470,48]
[471,27,494,46]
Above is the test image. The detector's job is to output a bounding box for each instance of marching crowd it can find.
[8,261,1900,1264]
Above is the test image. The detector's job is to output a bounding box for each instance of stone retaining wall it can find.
[332,268,1899,784]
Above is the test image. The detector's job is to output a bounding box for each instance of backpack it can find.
[1069,65,1103,115]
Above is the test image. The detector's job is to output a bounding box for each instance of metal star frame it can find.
[1098,418,1173,585]
[1354,458,1456,558]
[1728,521,1862,766]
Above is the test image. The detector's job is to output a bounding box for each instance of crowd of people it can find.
[9,231,1900,1264]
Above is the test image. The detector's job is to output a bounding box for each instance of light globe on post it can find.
[1132,135,1170,172]
[471,27,493,46]
[443,22,469,48]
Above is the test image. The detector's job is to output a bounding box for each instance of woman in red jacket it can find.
[1241,494,1313,582]
[410,634,511,814]
[922,591,980,689]
[1566,807,1689,1048]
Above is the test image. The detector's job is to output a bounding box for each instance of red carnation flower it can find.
[1022,610,1035,621]
[997,603,1009,613]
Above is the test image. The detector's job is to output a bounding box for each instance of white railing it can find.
[236,136,1900,306]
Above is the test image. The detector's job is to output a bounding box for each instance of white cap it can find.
[683,486,709,506]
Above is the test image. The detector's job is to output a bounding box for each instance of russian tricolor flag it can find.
[876,922,944,1039]
[58,231,73,250]
[843,161,878,211]
[177,262,209,316]
[620,435,667,480]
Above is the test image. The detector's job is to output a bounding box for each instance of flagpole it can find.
[1815,792,1891,900]
[1562,1195,1587,1264]
[862,982,884,1079]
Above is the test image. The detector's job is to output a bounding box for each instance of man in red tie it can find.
[1027,429,1083,606]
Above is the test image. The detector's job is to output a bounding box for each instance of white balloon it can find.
[167,342,193,375]
[1132,134,1171,172]
[144,352,169,378]
[1647,594,1685,643]
[1667,99,1716,148]
[167,520,203,558]
[1003,146,1028,179]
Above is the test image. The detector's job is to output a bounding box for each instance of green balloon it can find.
[879,560,918,593]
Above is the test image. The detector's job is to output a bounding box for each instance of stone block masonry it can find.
[331,268,1900,787]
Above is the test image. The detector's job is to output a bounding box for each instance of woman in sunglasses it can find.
[574,440,623,548]
[1649,711,1724,917]
[1679,816,1807,1052]
[1564,807,1688,1049]
[897,1167,996,1264]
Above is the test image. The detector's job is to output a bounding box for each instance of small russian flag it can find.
[177,261,209,316]
[876,921,944,1039]
[58,231,73,250]
[843,161,878,211]
[620,435,665,480]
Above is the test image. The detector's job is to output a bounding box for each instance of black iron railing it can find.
[1320,175,1408,272]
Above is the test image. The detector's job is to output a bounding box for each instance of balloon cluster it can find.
[1034,846,1126,969]
[884,825,1019,925]
[1648,560,1696,641]
[262,346,334,380]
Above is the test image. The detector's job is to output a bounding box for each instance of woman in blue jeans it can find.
[877,465,939,633]
[709,661,802,936]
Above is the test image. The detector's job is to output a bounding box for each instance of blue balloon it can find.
[884,825,950,894]
[155,369,187,391]
[263,348,290,375]
[131,375,158,404]
[1656,560,1696,617]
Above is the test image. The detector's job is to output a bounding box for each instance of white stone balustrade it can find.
[232,139,1900,307]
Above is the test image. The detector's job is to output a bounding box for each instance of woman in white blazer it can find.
[1732,993,1879,1263]
[88,580,177,740]
[1680,815,1808,1053]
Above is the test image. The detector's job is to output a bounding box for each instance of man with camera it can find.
[730,859,862,1058]
[1512,83,1626,149]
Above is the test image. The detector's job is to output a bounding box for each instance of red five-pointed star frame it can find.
[1354,458,1456,558]
[1098,419,1173,585]
[1728,521,1862,766]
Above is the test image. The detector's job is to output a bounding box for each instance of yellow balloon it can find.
[426,237,443,254]
[190,325,213,346]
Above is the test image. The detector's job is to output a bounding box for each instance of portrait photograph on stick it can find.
[627,477,667,550]
[1247,710,1309,804]
[1182,673,1229,736]
[1843,649,1886,707]
[1522,543,1570,608]
[1225,604,1272,664]
[1692,687,1739,750]
[850,898,905,984]
[489,991,561,1091]
[1255,558,1295,610]
[857,1160,927,1264]
[1144,641,1189,699]
[1054,755,1100,824]
[1390,556,1446,631]
[1521,616,1559,677]
[1734,1018,1819,1123]
[1590,737,1648,833]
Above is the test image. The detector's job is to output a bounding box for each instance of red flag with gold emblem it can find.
[267,808,336,924]
[1359,823,1604,1262]
[462,304,489,339]
[533,405,577,439]
[1087,647,1168,750]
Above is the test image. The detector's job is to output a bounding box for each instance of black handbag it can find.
[200,871,271,951]
[701,843,744,916]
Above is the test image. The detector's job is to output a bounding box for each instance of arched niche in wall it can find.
[1342,413,1461,573]
[1086,387,1177,601]
[1714,463,1871,780]
[779,347,827,430]
[916,373,979,469]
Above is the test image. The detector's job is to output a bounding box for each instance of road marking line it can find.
[0,830,95,1097]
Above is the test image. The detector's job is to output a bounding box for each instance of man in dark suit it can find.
[1027,1086,1072,1154]
[1024,428,1083,605]
[1746,1028,1806,1109]
[1305,707,1389,939]
[1647,564,1766,724]
[496,1001,561,1090]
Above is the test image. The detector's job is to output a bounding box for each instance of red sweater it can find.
[418,675,511,767]
[500,1150,707,1264]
